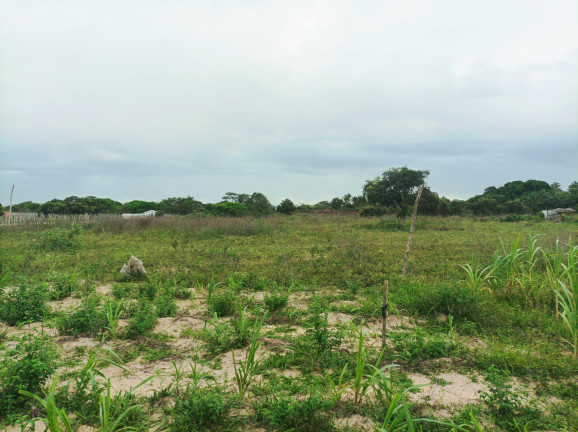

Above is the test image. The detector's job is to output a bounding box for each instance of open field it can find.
[0,214,576,431]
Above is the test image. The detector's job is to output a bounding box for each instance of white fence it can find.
[0,213,124,226]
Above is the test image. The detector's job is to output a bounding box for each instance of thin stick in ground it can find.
[402,183,424,278]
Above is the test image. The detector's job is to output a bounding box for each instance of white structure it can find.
[121,210,157,219]
[542,208,576,221]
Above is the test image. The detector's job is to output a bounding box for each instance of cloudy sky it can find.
[1,0,576,206]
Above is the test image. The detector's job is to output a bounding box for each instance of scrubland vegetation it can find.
[0,214,576,431]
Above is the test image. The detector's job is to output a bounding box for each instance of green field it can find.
[0,214,576,431]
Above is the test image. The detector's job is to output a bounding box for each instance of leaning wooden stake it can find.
[8,184,14,223]
[402,183,424,278]
[381,280,389,349]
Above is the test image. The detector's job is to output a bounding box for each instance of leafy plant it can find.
[554,280,577,359]
[19,375,74,432]
[0,281,50,325]
[170,384,237,431]
[233,313,266,396]
[126,298,158,338]
[105,298,124,340]
[154,294,177,318]
[56,295,108,337]
[207,289,236,317]
[255,392,334,431]
[0,333,59,417]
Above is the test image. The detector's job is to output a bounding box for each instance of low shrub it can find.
[155,294,177,318]
[255,393,334,431]
[264,293,289,313]
[0,333,59,418]
[208,290,237,317]
[37,225,83,252]
[49,272,80,300]
[56,295,108,337]
[126,298,158,338]
[0,282,50,325]
[169,385,237,431]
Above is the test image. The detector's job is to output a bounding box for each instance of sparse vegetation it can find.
[0,214,576,431]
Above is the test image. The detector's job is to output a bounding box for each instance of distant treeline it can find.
[3,179,577,217]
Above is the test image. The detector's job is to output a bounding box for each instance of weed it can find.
[105,298,124,340]
[56,295,108,337]
[554,279,577,359]
[255,393,334,431]
[207,289,237,317]
[49,272,80,300]
[233,313,266,396]
[0,333,59,418]
[0,281,50,325]
[154,294,177,318]
[126,298,158,338]
[169,384,237,431]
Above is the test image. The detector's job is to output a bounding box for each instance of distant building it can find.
[122,210,157,219]
[542,208,576,221]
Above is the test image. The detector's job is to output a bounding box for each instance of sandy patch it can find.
[327,312,354,326]
[408,372,488,409]
[335,415,376,431]
[154,316,205,337]
[96,284,112,296]
[48,296,82,312]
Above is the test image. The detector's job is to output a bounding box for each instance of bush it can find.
[49,272,80,300]
[155,294,177,318]
[56,295,108,337]
[208,290,237,317]
[0,334,59,418]
[264,293,289,312]
[126,298,158,338]
[390,330,458,363]
[394,282,490,324]
[255,393,334,431]
[0,282,50,325]
[360,205,388,217]
[37,225,82,252]
[137,281,158,300]
[170,385,237,431]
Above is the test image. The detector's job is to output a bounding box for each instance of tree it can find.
[277,199,296,215]
[363,167,430,224]
[221,192,274,215]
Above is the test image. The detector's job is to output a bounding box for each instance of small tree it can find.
[363,166,430,225]
[277,199,296,215]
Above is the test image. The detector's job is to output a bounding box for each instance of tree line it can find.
[3,167,577,218]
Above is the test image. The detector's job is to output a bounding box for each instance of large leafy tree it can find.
[363,166,429,223]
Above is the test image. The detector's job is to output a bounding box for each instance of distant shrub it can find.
[0,282,49,325]
[0,334,59,417]
[127,298,158,338]
[208,290,237,317]
[56,295,108,337]
[37,225,83,252]
[360,205,388,217]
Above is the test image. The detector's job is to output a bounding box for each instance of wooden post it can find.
[8,184,14,223]
[381,280,389,349]
[402,184,424,278]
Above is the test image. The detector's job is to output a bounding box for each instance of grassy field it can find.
[0,214,576,431]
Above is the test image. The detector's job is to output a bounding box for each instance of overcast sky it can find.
[1,0,576,206]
